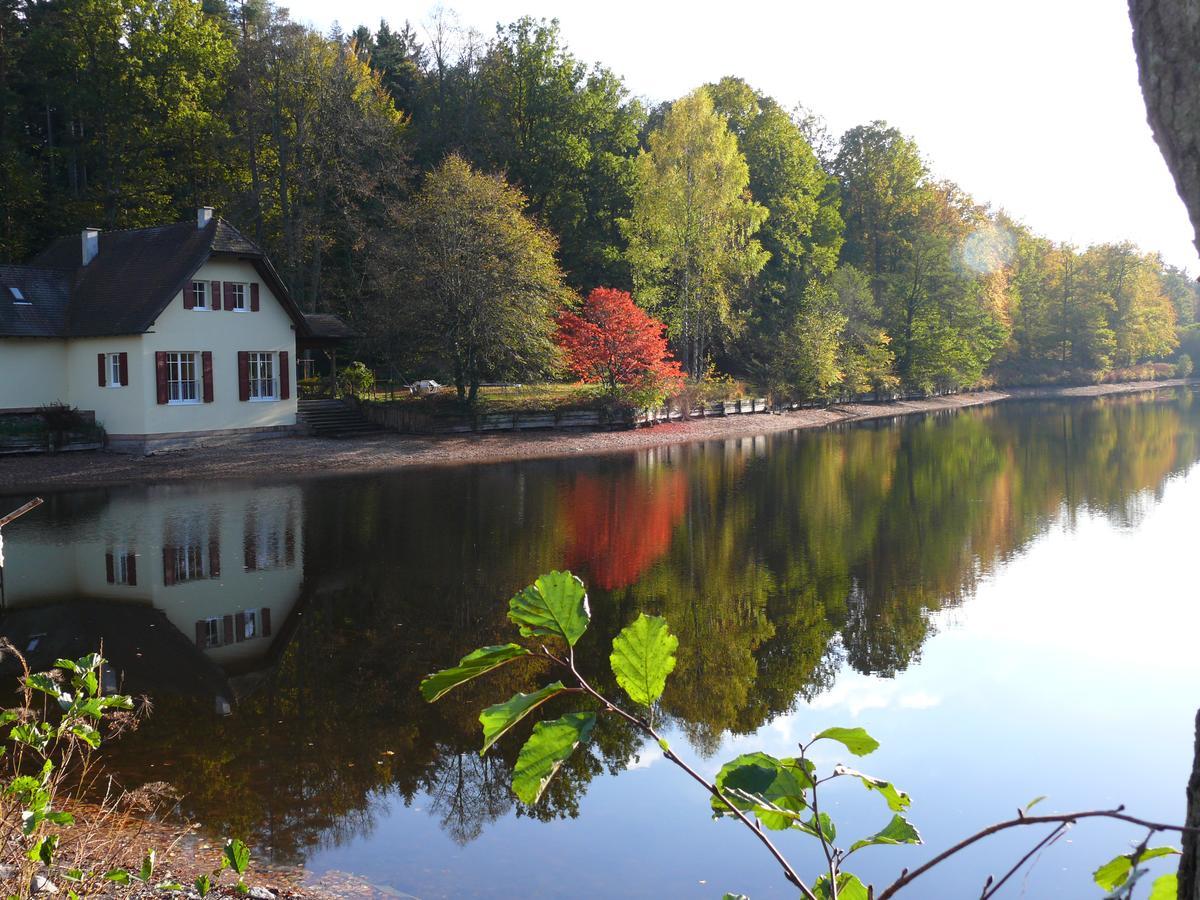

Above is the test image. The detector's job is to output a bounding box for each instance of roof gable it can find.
[3,217,310,339]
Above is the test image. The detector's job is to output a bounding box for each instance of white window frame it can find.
[113,548,133,585]
[204,618,221,648]
[191,281,210,310]
[248,351,277,401]
[166,351,200,405]
[230,282,248,312]
[106,352,123,389]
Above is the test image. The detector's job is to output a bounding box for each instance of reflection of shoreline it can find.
[0,380,1193,493]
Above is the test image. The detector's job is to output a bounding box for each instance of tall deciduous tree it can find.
[381,154,569,404]
[708,77,844,370]
[624,87,769,379]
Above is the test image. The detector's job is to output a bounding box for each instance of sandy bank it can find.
[0,380,1191,493]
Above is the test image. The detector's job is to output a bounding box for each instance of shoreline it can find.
[0,379,1192,493]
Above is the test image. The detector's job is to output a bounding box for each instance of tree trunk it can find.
[1183,709,1199,900]
[1129,0,1200,258]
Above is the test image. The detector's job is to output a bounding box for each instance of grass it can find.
[367,381,607,414]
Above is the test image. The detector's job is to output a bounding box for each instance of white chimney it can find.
[197,206,214,228]
[81,228,100,266]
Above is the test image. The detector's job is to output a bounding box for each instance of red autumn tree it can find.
[556,288,686,399]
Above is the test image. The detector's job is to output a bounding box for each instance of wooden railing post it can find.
[1183,708,1199,899]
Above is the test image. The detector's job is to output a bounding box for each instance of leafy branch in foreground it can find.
[421,571,1195,898]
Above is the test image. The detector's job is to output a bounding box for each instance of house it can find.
[0,208,331,453]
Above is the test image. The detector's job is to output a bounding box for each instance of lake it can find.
[1,389,1197,898]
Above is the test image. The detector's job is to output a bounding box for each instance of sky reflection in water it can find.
[1,390,1197,898]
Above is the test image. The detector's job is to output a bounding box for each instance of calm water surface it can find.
[2,391,1198,898]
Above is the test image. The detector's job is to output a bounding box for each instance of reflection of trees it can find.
[563,457,688,590]
[96,390,1200,862]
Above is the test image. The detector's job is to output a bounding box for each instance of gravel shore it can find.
[0,380,1191,493]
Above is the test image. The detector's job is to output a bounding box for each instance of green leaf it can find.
[507,571,590,646]
[1149,874,1178,900]
[63,870,83,882]
[68,723,101,749]
[834,765,912,812]
[722,895,750,900]
[139,850,155,882]
[195,873,212,896]
[712,752,813,830]
[419,644,531,703]
[812,726,880,757]
[103,870,131,885]
[1094,847,1180,891]
[26,674,60,698]
[814,871,870,900]
[27,834,58,866]
[1023,795,1046,813]
[848,814,922,853]
[511,712,595,804]
[799,811,836,843]
[609,614,678,707]
[479,682,567,754]
[52,658,79,674]
[224,838,250,875]
[155,883,184,892]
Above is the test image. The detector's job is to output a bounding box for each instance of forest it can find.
[1,0,1197,400]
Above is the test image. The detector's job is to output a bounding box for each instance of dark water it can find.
[2,390,1198,898]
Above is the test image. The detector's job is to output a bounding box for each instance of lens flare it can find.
[960,224,1016,275]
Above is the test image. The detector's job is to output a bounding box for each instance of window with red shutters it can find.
[223,281,234,311]
[184,284,195,310]
[97,353,106,387]
[250,283,260,311]
[118,352,128,387]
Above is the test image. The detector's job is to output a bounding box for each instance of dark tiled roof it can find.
[2,217,308,339]
[0,266,72,338]
[303,313,357,340]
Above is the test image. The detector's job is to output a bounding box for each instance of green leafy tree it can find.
[378,154,569,404]
[624,87,769,379]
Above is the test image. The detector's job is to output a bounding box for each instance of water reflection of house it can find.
[0,484,303,701]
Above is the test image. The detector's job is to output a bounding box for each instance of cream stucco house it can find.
[0,208,325,453]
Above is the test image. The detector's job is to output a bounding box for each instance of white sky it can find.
[286,0,1200,274]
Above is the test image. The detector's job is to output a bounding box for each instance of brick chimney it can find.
[197,206,214,229]
[81,228,100,266]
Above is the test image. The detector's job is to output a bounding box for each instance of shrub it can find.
[1176,354,1194,378]
[337,361,376,398]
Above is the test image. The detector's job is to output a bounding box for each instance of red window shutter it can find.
[184,283,196,310]
[97,353,107,387]
[209,537,220,579]
[234,611,246,642]
[211,281,221,308]
[279,351,290,399]
[202,351,214,403]
[162,546,176,586]
[237,351,250,401]
[105,552,114,583]
[126,553,137,586]
[195,621,206,648]
[250,283,260,312]
[222,615,234,644]
[118,352,128,387]
[261,607,272,637]
[223,281,234,310]
[155,352,168,404]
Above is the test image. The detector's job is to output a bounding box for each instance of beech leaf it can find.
[511,712,595,804]
[609,614,678,707]
[479,682,567,754]
[419,644,530,702]
[507,571,590,646]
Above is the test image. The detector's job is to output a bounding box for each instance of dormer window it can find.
[8,286,29,305]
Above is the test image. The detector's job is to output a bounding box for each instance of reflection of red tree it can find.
[563,467,688,590]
